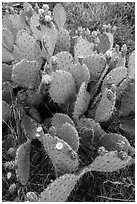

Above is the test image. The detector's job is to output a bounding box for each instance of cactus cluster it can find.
[2,2,134,202]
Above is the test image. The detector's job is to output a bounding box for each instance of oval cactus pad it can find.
[51,113,75,129]
[42,134,79,176]
[53,4,66,29]
[95,87,116,122]
[15,140,31,185]
[12,59,40,89]
[85,151,133,172]
[39,173,80,202]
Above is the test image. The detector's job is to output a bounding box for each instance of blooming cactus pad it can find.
[56,122,80,152]
[12,59,40,89]
[42,134,79,176]
[15,140,31,186]
[49,70,76,104]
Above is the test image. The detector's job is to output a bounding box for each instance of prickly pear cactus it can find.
[97,29,111,54]
[2,63,12,82]
[38,173,81,202]
[54,51,74,72]
[15,140,31,186]
[53,4,66,30]
[51,113,75,130]
[49,70,76,104]
[104,24,115,49]
[21,114,44,141]
[77,117,105,143]
[102,66,127,89]
[13,29,43,64]
[2,82,14,104]
[98,133,132,154]
[2,45,14,63]
[56,122,80,152]
[119,82,135,117]
[30,11,57,53]
[83,53,106,79]
[2,14,18,41]
[74,36,94,62]
[85,150,133,173]
[95,86,116,122]
[55,28,71,53]
[10,13,24,31]
[2,27,14,52]
[69,58,90,91]
[73,82,91,120]
[42,133,79,176]
[2,100,10,123]
[53,4,70,53]
[12,59,40,89]
[128,50,135,79]
[105,44,127,71]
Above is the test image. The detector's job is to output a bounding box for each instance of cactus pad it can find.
[74,36,94,62]
[12,59,40,89]
[102,66,127,89]
[54,51,74,72]
[95,87,116,122]
[83,53,106,79]
[49,70,76,104]
[119,82,135,117]
[15,140,31,185]
[2,46,14,63]
[53,4,66,29]
[85,151,133,173]
[97,32,110,54]
[73,82,91,120]
[2,100,10,123]
[98,133,132,153]
[69,62,90,91]
[128,50,135,79]
[2,28,14,52]
[51,113,75,130]
[2,63,12,82]
[55,28,70,53]
[42,134,79,176]
[14,29,42,63]
[39,173,80,202]
[56,122,80,152]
